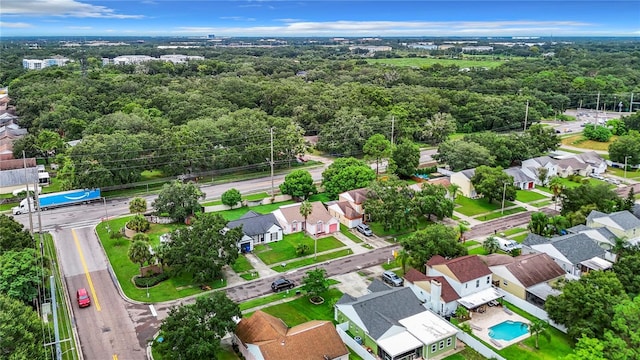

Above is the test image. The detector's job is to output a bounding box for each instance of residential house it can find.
[522,233,612,276]
[566,224,618,252]
[575,151,607,174]
[272,201,339,235]
[226,211,283,252]
[0,157,38,194]
[449,169,477,198]
[504,167,536,190]
[335,284,459,360]
[521,156,558,185]
[404,268,460,316]
[586,210,640,240]
[234,310,349,360]
[426,255,502,311]
[480,253,565,307]
[327,188,368,228]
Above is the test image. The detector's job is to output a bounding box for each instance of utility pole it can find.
[501,182,507,214]
[624,156,630,179]
[23,151,34,234]
[523,100,529,131]
[270,127,274,198]
[595,91,600,125]
[631,92,635,112]
[390,116,395,146]
[50,276,62,360]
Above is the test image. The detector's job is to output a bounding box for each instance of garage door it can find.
[329,223,338,233]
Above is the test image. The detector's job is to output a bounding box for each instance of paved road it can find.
[465,208,559,240]
[54,227,145,360]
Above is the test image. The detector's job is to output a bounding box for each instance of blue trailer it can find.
[12,189,101,215]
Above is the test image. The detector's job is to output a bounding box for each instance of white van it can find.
[495,237,522,252]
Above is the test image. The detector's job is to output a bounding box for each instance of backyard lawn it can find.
[455,196,515,217]
[97,217,222,302]
[218,200,295,221]
[253,232,345,265]
[515,190,548,203]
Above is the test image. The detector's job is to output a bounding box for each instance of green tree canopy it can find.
[152,181,205,222]
[613,251,640,297]
[365,179,419,232]
[400,224,467,272]
[128,240,152,269]
[0,294,47,360]
[391,138,420,178]
[434,140,495,171]
[279,169,316,200]
[420,112,457,145]
[165,213,242,283]
[470,165,516,204]
[129,197,147,214]
[414,184,455,221]
[156,292,241,360]
[221,188,242,208]
[0,215,33,253]
[0,248,47,304]
[363,133,392,175]
[546,270,629,341]
[302,268,330,302]
[321,157,375,199]
[560,183,623,216]
[608,133,640,166]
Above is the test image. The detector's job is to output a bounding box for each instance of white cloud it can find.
[174,19,609,36]
[1,0,143,19]
[220,16,256,22]
[0,21,32,28]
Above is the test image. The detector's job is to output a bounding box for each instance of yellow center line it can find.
[113,355,118,360]
[71,229,101,312]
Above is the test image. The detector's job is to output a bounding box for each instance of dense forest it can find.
[2,38,639,189]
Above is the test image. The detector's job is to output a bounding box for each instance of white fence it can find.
[498,289,567,333]
[336,323,376,360]
[457,331,506,360]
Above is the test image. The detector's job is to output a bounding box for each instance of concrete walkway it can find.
[245,253,279,278]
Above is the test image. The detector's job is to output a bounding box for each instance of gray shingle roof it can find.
[566,224,590,233]
[633,204,640,219]
[523,233,551,246]
[367,279,390,293]
[338,287,425,340]
[589,210,640,231]
[504,167,535,183]
[227,211,281,237]
[0,167,38,187]
[460,168,476,180]
[547,233,606,264]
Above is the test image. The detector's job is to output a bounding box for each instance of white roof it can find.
[579,256,613,271]
[377,331,423,357]
[400,311,459,345]
[457,287,503,309]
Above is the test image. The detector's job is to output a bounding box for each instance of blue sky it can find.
[1,0,639,37]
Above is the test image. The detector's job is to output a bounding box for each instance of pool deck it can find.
[466,305,531,349]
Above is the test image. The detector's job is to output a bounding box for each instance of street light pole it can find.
[624,156,630,179]
[501,182,507,214]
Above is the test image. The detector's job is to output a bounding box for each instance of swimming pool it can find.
[488,320,529,341]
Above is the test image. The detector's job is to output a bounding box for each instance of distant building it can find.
[23,57,70,70]
[159,54,205,63]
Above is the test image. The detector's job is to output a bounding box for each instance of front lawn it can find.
[368,215,432,237]
[97,217,221,302]
[231,255,255,273]
[272,249,352,272]
[253,233,345,265]
[257,288,343,326]
[455,196,515,217]
[340,224,363,243]
[607,166,640,180]
[516,190,548,203]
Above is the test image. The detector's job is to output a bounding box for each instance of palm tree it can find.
[548,177,564,211]
[483,236,500,254]
[299,200,313,234]
[397,249,410,273]
[457,222,469,243]
[525,320,551,349]
[128,240,152,269]
[129,197,147,214]
[448,183,461,203]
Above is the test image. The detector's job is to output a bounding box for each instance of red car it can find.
[77,288,91,308]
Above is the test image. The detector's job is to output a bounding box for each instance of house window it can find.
[431,344,437,353]
[447,337,452,347]
[465,283,468,288]
[292,220,297,231]
[439,340,445,349]
[503,280,508,286]
[270,232,277,241]
[476,279,480,288]
[487,276,490,284]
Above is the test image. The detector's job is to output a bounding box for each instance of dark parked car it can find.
[271,278,295,292]
[382,271,404,287]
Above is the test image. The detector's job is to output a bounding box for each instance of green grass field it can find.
[272,249,352,272]
[231,254,255,273]
[257,288,343,327]
[218,200,295,221]
[96,217,216,302]
[455,196,515,217]
[367,57,506,69]
[516,190,549,203]
[607,166,640,180]
[340,224,363,243]
[253,233,345,265]
[480,207,527,221]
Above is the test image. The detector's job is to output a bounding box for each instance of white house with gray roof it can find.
[522,233,612,276]
[226,211,282,252]
[335,283,458,360]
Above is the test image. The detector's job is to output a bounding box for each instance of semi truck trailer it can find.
[12,188,102,215]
